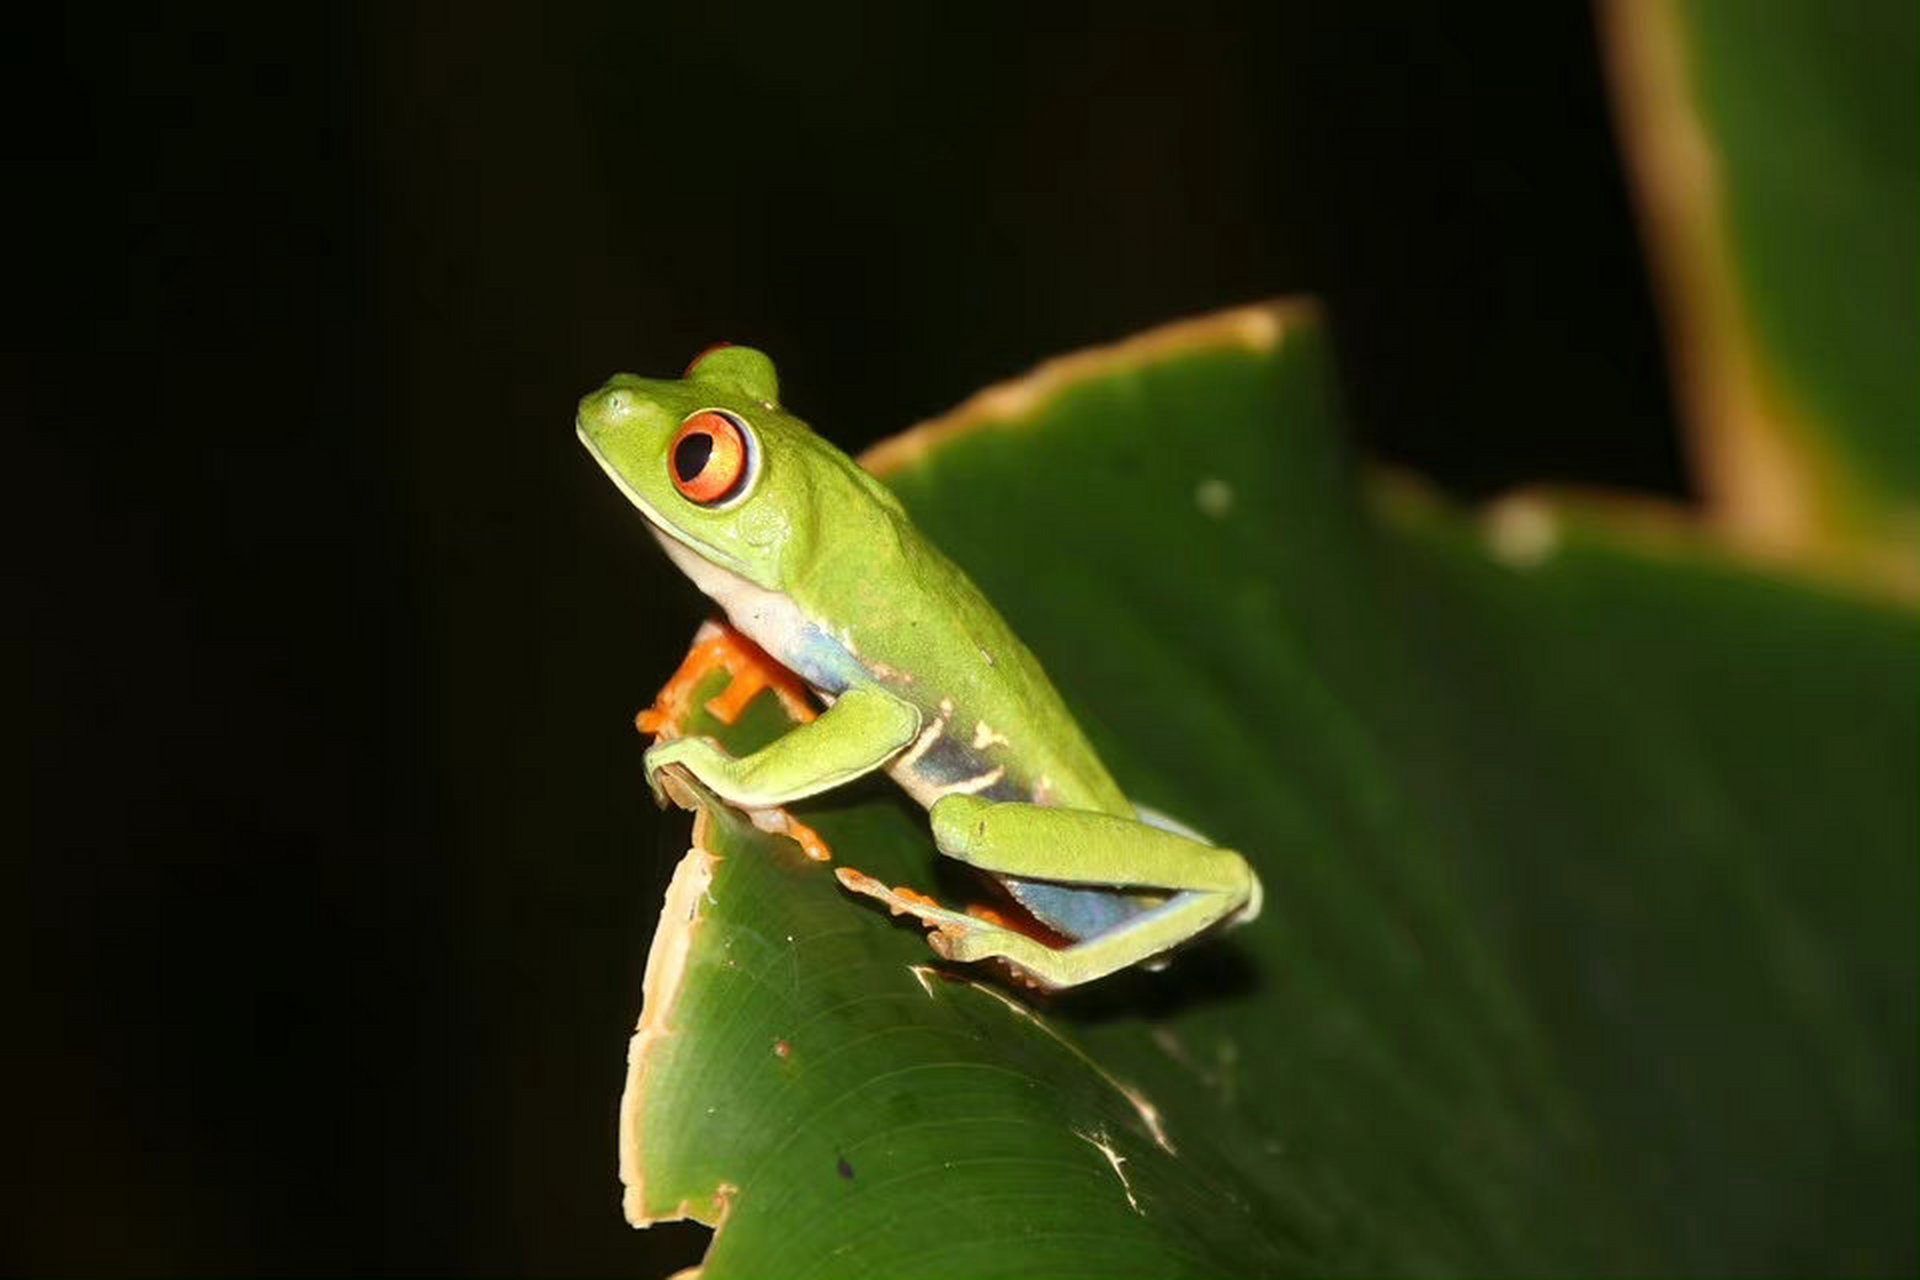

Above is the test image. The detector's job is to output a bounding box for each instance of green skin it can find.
[577,346,1261,988]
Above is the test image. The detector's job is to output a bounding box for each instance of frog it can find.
[576,344,1261,989]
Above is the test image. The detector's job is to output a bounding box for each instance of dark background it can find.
[16,3,1680,1274]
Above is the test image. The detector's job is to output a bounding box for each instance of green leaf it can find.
[620,306,1917,1277]
[1604,0,1919,588]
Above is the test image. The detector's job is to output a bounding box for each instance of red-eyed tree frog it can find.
[577,345,1261,989]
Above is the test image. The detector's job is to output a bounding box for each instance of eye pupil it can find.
[667,410,753,506]
[673,431,714,482]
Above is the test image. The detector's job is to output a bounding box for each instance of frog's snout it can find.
[576,385,637,440]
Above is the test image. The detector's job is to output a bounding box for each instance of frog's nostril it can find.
[578,387,630,431]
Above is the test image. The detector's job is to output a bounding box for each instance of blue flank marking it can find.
[778,621,867,697]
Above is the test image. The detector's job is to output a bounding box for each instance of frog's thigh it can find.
[921,795,1259,988]
[929,795,1252,895]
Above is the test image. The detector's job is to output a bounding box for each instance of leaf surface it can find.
[620,306,1917,1277]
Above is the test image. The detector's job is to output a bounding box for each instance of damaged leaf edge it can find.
[619,813,730,1230]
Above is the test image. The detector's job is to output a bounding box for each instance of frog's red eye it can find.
[669,410,753,505]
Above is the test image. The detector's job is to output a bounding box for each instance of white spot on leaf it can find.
[1194,476,1235,518]
[1485,497,1561,568]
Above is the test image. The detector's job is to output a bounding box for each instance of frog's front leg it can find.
[839,796,1261,989]
[644,685,921,808]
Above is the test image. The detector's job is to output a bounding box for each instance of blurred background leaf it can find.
[1603,0,1919,589]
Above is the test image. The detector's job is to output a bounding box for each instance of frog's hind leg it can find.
[839,794,1261,990]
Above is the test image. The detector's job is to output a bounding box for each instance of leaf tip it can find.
[859,298,1320,479]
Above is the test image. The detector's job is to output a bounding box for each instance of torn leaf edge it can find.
[619,823,724,1229]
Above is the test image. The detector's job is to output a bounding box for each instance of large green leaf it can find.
[1604,0,1919,588]
[618,306,1917,1277]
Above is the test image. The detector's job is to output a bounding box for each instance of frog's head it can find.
[577,345,835,591]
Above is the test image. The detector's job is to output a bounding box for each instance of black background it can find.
[17,4,1680,1274]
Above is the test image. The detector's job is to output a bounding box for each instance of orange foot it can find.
[637,620,817,737]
